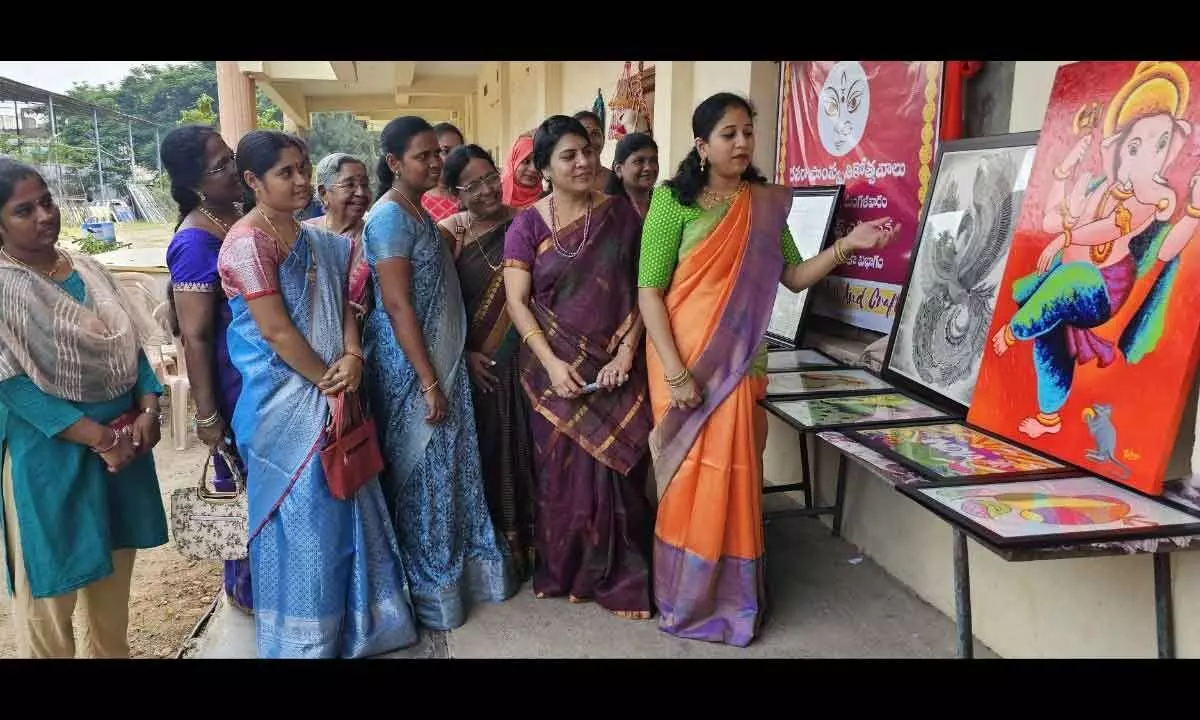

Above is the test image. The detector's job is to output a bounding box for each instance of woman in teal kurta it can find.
[0,158,168,658]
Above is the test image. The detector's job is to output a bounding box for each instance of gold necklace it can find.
[464,212,504,271]
[699,181,747,210]
[256,207,299,251]
[2,247,66,277]
[197,205,239,234]
[548,192,592,259]
[392,184,434,231]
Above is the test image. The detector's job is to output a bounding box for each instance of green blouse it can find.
[0,271,168,599]
[637,185,803,290]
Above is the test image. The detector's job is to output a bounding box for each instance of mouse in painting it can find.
[1082,404,1132,479]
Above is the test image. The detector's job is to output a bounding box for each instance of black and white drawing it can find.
[766,186,842,346]
[885,134,1038,411]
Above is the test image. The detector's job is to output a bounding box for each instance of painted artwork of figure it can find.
[969,62,1200,495]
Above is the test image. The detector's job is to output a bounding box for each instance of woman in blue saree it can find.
[363,116,517,631]
[217,130,418,658]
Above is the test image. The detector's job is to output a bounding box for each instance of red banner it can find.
[776,61,943,333]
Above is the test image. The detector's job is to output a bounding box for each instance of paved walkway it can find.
[184,510,995,659]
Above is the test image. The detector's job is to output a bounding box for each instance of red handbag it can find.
[320,392,385,500]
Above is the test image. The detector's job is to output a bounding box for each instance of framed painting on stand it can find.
[765,367,894,400]
[766,185,844,352]
[966,61,1200,496]
[844,421,1075,487]
[899,474,1200,549]
[762,390,957,434]
[881,131,1040,415]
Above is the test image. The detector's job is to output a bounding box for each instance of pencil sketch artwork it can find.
[889,144,1034,406]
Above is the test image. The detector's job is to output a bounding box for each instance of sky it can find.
[0,62,191,93]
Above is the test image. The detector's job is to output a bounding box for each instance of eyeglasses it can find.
[205,158,235,176]
[330,179,371,194]
[456,172,501,197]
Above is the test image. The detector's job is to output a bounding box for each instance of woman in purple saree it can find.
[161,125,253,612]
[503,115,654,619]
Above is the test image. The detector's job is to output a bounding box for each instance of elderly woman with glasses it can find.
[303,153,372,315]
[438,144,536,579]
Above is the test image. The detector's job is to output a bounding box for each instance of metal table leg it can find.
[1154,552,1175,659]
[953,528,974,659]
[799,432,814,509]
[831,453,848,538]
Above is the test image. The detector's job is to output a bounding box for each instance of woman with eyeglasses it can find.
[304,153,372,318]
[160,125,253,614]
[437,144,536,579]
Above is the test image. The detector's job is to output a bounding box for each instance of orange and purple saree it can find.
[644,182,792,646]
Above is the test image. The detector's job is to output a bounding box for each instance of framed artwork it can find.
[766,185,844,348]
[763,391,956,433]
[883,132,1040,414]
[967,61,1200,496]
[766,348,841,373]
[817,430,928,487]
[845,421,1072,485]
[765,368,893,399]
[900,475,1200,549]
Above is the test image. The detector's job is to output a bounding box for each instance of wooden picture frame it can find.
[844,420,1076,486]
[762,389,958,434]
[898,474,1200,549]
[881,131,1040,415]
[765,185,844,349]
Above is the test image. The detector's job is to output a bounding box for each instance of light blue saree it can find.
[221,223,418,658]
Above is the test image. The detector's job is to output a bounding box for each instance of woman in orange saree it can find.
[638,93,896,646]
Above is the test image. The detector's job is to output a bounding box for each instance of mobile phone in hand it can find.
[579,381,601,394]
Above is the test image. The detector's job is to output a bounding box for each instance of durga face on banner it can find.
[991,61,1200,440]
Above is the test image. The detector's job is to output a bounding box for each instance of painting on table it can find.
[765,392,955,432]
[967,61,1200,496]
[765,368,892,398]
[766,348,840,372]
[766,186,843,347]
[883,133,1040,413]
[817,431,927,487]
[847,421,1070,484]
[903,475,1200,548]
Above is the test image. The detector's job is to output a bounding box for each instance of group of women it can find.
[0,91,894,659]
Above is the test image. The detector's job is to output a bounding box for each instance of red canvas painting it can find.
[967,61,1200,495]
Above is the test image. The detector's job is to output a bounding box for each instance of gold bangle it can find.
[1053,165,1072,181]
[665,368,689,386]
[521,328,544,344]
[1187,204,1200,219]
[421,379,440,394]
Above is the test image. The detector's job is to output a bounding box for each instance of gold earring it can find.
[198,191,207,203]
[700,157,707,173]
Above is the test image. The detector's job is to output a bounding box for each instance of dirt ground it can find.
[0,428,223,659]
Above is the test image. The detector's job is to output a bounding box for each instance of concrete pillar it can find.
[216,61,258,148]
[651,61,696,176]
[688,61,779,174]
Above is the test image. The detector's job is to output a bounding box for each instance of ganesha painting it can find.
[968,61,1200,496]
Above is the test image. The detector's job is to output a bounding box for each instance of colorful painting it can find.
[818,431,926,487]
[885,135,1039,411]
[910,475,1200,546]
[777,61,943,333]
[967,62,1200,496]
[771,393,951,430]
[767,348,839,372]
[852,422,1067,481]
[765,368,892,397]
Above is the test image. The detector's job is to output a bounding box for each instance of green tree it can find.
[306,112,380,174]
[179,93,218,126]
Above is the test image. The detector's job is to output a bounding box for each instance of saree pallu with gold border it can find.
[455,218,537,578]
[503,196,654,613]
[647,184,792,647]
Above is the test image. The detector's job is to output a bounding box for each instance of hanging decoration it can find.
[608,61,652,140]
[592,89,606,133]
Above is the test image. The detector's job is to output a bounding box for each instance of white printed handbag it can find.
[170,447,249,561]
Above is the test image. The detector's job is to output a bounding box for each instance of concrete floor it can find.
[184,512,996,659]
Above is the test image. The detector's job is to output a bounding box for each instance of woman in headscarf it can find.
[0,158,168,658]
[500,133,543,210]
[420,122,466,223]
[363,116,517,631]
[304,152,372,316]
[502,115,654,620]
[217,130,418,658]
[438,144,536,579]
[160,124,252,614]
[605,132,659,219]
